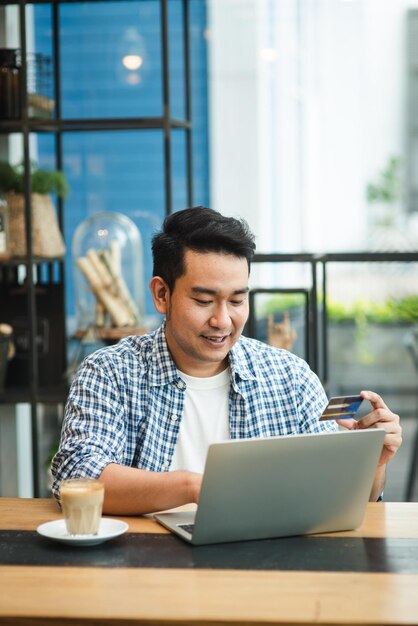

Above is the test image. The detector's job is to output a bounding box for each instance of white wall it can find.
[207,0,260,233]
[208,0,418,255]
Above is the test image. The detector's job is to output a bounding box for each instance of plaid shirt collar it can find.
[148,322,258,386]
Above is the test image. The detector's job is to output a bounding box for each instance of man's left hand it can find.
[336,390,402,467]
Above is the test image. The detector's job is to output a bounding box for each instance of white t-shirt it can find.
[170,367,231,473]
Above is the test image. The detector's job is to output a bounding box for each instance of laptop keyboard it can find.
[177,523,195,536]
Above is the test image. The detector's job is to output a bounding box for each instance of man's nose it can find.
[209,303,231,328]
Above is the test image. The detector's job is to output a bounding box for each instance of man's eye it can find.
[230,299,244,306]
[194,299,212,305]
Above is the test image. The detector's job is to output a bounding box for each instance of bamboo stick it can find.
[110,239,121,276]
[76,256,134,327]
[101,249,141,323]
[95,302,106,327]
[87,249,113,290]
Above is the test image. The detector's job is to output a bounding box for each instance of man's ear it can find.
[149,276,170,315]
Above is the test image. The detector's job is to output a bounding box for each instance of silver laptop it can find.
[154,429,385,545]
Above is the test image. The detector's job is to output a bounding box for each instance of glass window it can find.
[29,3,55,120]
[171,128,188,213]
[62,130,165,320]
[30,0,210,325]
[168,0,185,120]
[59,1,163,119]
[190,0,209,206]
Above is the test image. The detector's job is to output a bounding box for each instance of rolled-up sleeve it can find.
[51,355,127,502]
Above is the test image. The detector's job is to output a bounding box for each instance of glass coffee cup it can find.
[60,478,105,536]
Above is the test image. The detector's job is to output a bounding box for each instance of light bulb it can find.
[122,55,143,71]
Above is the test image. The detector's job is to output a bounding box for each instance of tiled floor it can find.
[384,415,418,502]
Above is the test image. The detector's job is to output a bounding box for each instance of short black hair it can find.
[152,206,256,292]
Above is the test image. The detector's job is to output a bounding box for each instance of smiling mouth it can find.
[202,335,229,344]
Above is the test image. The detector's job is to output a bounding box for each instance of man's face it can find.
[152,249,249,377]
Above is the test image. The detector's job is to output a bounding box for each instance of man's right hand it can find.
[99,463,203,515]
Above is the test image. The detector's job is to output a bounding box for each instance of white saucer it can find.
[36,518,129,546]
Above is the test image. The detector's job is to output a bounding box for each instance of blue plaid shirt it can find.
[51,323,336,500]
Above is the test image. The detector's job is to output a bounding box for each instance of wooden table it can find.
[1,498,418,625]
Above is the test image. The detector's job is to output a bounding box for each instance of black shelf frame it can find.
[0,0,195,496]
[0,118,192,132]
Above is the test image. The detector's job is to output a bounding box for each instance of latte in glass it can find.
[60,478,105,536]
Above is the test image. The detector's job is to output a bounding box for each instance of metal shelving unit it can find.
[0,0,194,496]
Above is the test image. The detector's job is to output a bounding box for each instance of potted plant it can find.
[366,156,403,229]
[0,161,69,258]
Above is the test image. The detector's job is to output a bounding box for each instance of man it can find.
[52,207,402,513]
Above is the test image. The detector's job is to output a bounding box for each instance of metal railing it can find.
[249,251,418,384]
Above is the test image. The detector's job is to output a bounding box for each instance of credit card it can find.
[319,394,363,421]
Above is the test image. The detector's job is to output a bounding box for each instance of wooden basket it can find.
[7,192,66,258]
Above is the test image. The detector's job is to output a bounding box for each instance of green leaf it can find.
[0,161,69,199]
[366,156,402,204]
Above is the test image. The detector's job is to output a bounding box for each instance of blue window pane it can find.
[171,129,188,212]
[168,0,185,120]
[62,131,165,318]
[190,0,209,206]
[33,131,56,172]
[31,1,210,327]
[30,4,55,119]
[59,1,163,119]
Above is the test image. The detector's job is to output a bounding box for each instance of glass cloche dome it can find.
[72,211,145,335]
